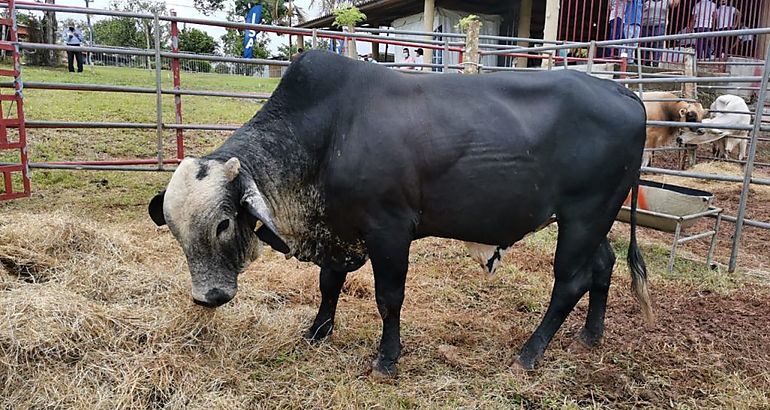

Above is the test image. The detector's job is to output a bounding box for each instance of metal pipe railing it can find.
[641,167,770,186]
[0,82,271,99]
[729,42,770,272]
[486,26,770,56]
[153,12,163,170]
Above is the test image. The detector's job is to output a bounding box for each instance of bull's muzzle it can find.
[192,287,235,308]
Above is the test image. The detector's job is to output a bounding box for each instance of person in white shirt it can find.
[714,0,741,59]
[414,48,424,71]
[690,0,717,59]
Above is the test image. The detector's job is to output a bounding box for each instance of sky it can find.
[51,0,320,53]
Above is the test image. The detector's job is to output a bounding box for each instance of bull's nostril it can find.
[205,288,233,306]
[193,297,218,308]
[192,288,233,308]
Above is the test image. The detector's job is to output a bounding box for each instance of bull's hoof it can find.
[575,328,602,350]
[370,358,398,381]
[303,320,334,342]
[511,355,537,371]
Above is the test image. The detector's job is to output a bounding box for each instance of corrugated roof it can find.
[298,0,509,29]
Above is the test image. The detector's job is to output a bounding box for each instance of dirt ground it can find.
[1,208,768,408]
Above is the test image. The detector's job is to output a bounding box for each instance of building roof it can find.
[299,0,511,29]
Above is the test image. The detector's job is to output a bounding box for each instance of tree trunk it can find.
[462,20,481,74]
[144,21,151,69]
[44,0,57,66]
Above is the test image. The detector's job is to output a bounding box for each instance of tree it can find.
[220,28,268,58]
[196,0,305,26]
[178,27,217,55]
[41,0,58,66]
[310,0,365,15]
[110,0,168,68]
[333,5,365,59]
[275,40,312,60]
[92,17,143,48]
[14,13,54,66]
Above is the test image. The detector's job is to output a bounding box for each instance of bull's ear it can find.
[242,180,289,254]
[148,190,166,226]
[679,107,688,119]
[224,157,240,182]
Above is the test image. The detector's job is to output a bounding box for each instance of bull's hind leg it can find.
[517,206,619,369]
[578,238,616,348]
[305,267,348,341]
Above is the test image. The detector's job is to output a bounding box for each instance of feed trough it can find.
[616,180,723,271]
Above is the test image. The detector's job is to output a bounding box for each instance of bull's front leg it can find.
[305,267,348,341]
[365,225,411,379]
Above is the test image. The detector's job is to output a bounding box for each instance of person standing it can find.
[401,47,415,69]
[641,0,679,66]
[64,26,84,73]
[714,0,741,59]
[414,48,424,71]
[603,0,626,57]
[623,0,643,64]
[690,0,717,59]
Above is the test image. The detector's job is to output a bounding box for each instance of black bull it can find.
[149,51,652,374]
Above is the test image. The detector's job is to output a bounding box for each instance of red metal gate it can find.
[0,0,29,200]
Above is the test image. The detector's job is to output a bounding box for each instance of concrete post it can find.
[683,52,697,99]
[372,41,380,61]
[541,0,560,67]
[423,0,435,66]
[516,0,533,68]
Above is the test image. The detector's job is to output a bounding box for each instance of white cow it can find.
[682,94,751,161]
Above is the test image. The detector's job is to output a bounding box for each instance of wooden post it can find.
[541,0,560,67]
[516,0,533,68]
[298,34,305,50]
[423,0,435,66]
[463,20,481,74]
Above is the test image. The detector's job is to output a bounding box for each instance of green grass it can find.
[16,64,280,92]
[0,65,279,220]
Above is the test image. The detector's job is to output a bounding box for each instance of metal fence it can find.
[558,0,765,65]
[0,0,768,273]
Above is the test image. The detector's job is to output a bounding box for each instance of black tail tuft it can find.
[627,173,654,325]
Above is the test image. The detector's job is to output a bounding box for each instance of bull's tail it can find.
[627,174,655,325]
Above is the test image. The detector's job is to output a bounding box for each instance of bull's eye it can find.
[216,219,230,236]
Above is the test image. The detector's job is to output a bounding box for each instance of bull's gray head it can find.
[148,157,288,308]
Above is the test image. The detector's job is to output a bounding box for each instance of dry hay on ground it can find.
[1,211,769,408]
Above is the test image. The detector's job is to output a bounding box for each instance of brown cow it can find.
[638,91,706,167]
